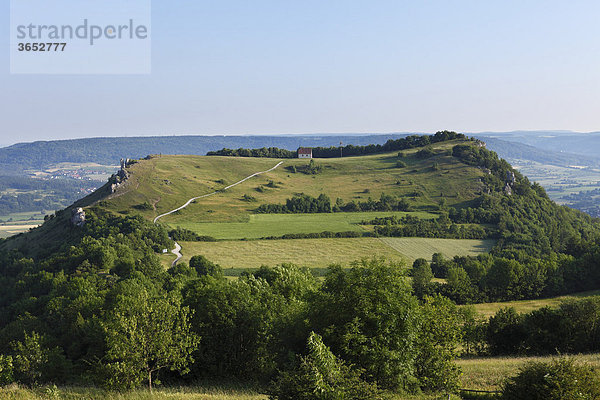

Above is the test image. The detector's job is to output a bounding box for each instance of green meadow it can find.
[172,237,494,273]
[175,211,436,240]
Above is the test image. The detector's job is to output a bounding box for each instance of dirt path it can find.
[153,161,283,224]
[171,241,182,267]
[153,161,284,266]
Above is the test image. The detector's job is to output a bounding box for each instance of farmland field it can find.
[469,289,600,318]
[0,223,41,238]
[0,211,44,238]
[176,237,405,273]
[379,237,495,262]
[175,211,436,240]
[173,237,494,273]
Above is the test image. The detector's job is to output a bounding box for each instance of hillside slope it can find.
[100,139,482,225]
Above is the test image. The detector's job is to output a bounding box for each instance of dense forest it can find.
[0,208,467,396]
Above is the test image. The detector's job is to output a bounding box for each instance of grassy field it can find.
[379,237,495,263]
[457,353,600,392]
[175,238,406,273]
[175,211,436,240]
[470,289,600,318]
[172,237,494,274]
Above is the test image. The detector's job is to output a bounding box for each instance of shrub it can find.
[269,332,382,400]
[416,147,435,159]
[133,201,153,210]
[189,255,222,277]
[169,227,217,242]
[0,355,13,385]
[502,358,600,400]
[487,308,526,355]
[242,194,257,202]
[11,332,71,385]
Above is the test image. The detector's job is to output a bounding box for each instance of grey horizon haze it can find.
[2,1,600,146]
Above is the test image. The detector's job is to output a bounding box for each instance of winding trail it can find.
[153,161,284,266]
[171,241,182,266]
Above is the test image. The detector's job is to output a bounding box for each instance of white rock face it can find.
[71,207,86,227]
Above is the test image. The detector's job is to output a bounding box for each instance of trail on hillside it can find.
[171,241,182,267]
[153,161,284,266]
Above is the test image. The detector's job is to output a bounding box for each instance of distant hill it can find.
[0,134,415,172]
[3,131,600,173]
[474,136,600,167]
[1,131,599,218]
[476,130,600,159]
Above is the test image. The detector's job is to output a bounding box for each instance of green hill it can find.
[2,132,600,394]
[2,132,599,294]
[101,139,481,223]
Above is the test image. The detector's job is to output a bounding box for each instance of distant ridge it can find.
[0,134,413,172]
[2,130,600,173]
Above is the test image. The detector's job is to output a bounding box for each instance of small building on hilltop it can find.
[298,147,313,159]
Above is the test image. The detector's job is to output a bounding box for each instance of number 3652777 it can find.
[18,43,66,51]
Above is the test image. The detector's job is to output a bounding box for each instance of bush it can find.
[189,255,222,277]
[133,201,153,210]
[269,332,382,400]
[169,227,217,242]
[11,332,71,385]
[242,194,257,202]
[416,147,435,159]
[487,308,526,355]
[502,358,600,400]
[0,355,13,385]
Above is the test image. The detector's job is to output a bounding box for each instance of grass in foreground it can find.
[0,384,267,400]
[457,353,600,392]
[470,289,600,318]
[0,384,456,400]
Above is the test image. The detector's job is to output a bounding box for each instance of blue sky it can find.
[2,0,600,146]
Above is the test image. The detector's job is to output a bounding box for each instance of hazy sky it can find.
[2,1,600,146]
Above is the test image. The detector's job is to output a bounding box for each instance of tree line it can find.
[410,249,600,304]
[255,193,411,214]
[460,297,600,357]
[371,215,493,240]
[208,131,466,158]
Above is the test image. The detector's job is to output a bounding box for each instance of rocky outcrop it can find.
[71,207,86,227]
[110,158,131,193]
[504,171,516,195]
